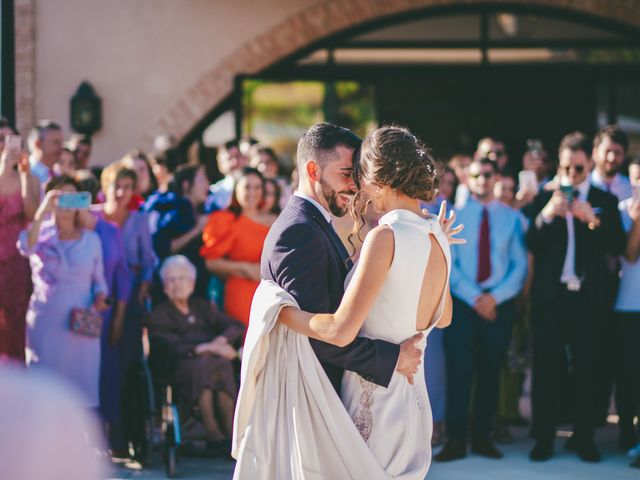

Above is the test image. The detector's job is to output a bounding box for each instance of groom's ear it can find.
[306,160,320,182]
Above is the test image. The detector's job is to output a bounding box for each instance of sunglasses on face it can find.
[469,171,494,180]
[560,165,585,174]
[491,149,506,157]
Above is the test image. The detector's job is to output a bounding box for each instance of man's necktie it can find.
[477,207,491,283]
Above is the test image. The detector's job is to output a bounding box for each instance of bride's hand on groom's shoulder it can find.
[432,201,465,245]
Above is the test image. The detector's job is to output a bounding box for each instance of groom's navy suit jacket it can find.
[261,195,400,394]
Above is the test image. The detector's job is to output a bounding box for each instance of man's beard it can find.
[319,176,352,217]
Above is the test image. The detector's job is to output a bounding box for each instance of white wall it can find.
[34,0,319,165]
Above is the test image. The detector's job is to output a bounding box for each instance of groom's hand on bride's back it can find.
[396,333,423,384]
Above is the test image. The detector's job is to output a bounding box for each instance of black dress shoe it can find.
[530,440,554,461]
[434,439,467,462]
[471,438,504,459]
[577,441,601,463]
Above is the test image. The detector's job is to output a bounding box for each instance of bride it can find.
[233,126,460,479]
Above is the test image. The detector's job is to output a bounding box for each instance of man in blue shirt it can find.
[27,120,63,186]
[435,158,527,462]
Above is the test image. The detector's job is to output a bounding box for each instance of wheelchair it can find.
[146,332,227,478]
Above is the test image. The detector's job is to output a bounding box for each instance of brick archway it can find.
[147,0,640,143]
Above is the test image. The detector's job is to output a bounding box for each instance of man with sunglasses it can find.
[527,132,626,463]
[476,137,510,173]
[436,158,527,462]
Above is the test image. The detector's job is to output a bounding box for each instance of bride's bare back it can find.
[416,234,450,331]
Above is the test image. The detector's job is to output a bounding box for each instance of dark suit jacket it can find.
[261,195,400,394]
[526,185,625,308]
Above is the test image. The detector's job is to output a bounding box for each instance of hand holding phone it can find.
[560,184,575,204]
[6,135,21,151]
[518,170,538,193]
[58,192,91,210]
[1,135,22,169]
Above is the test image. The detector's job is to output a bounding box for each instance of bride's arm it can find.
[279,225,394,347]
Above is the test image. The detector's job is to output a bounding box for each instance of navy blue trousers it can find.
[444,297,515,441]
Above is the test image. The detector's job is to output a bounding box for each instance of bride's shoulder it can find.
[362,224,394,254]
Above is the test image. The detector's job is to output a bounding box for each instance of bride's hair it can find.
[347,125,441,255]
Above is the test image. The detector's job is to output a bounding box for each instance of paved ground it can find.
[108,424,639,479]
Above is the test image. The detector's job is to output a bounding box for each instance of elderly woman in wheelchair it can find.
[146,255,244,452]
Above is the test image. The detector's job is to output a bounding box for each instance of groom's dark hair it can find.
[296,122,361,170]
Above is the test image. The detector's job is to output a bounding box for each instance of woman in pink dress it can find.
[0,121,40,363]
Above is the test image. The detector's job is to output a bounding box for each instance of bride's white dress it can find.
[341,209,452,479]
[232,208,450,480]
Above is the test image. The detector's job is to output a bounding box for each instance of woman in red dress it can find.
[201,168,277,328]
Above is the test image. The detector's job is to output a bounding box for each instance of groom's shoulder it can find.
[267,202,319,245]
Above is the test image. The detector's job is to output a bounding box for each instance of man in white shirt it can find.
[28,120,63,185]
[590,125,632,202]
[527,131,626,463]
[590,125,635,447]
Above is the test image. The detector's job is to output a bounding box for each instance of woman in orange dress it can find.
[201,168,278,328]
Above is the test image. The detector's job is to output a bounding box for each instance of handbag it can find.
[69,307,103,337]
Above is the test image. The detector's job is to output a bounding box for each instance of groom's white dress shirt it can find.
[294,191,333,224]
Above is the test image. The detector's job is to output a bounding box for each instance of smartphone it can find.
[58,192,91,209]
[6,135,21,151]
[560,184,574,203]
[518,170,538,192]
[526,139,543,154]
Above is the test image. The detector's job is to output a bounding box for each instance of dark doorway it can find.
[376,66,598,165]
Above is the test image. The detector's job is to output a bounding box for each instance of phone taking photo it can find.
[518,170,538,192]
[6,135,21,151]
[58,192,91,209]
[560,184,574,203]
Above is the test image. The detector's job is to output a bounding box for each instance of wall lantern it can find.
[70,81,102,135]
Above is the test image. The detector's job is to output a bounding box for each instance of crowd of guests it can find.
[0,115,639,470]
[0,119,288,457]
[428,127,640,470]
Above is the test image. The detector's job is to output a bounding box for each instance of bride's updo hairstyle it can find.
[348,126,441,254]
[356,125,439,202]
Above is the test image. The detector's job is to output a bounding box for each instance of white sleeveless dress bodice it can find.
[341,209,451,479]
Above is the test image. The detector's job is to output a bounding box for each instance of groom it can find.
[261,122,423,394]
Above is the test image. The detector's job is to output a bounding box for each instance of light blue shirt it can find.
[614,198,640,311]
[30,158,52,185]
[590,170,632,202]
[204,175,235,212]
[450,197,528,307]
